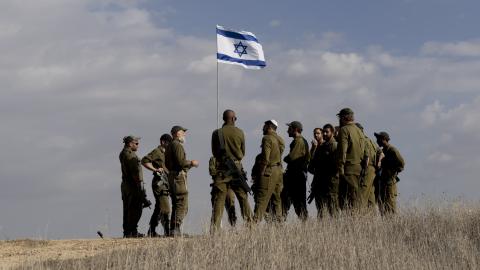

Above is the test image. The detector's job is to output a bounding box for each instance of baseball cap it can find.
[171,125,188,134]
[374,131,390,141]
[337,108,354,117]
[265,119,279,128]
[286,121,303,130]
[123,135,141,144]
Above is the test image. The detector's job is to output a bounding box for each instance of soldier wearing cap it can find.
[355,123,383,209]
[335,108,366,210]
[141,134,173,237]
[308,124,339,217]
[374,131,405,215]
[210,110,253,231]
[282,121,310,221]
[165,126,199,236]
[252,119,285,223]
[119,135,145,238]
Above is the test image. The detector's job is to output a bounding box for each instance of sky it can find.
[1,0,480,239]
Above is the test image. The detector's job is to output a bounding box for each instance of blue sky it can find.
[1,0,480,239]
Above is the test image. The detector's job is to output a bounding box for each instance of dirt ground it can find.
[0,238,167,269]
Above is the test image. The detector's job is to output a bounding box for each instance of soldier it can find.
[336,108,366,210]
[209,156,238,227]
[119,135,146,238]
[252,120,285,223]
[210,110,253,232]
[355,123,382,209]
[141,134,173,237]
[308,124,339,217]
[165,126,199,236]
[310,128,323,158]
[374,131,405,215]
[282,121,310,221]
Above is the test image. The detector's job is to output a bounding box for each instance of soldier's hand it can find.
[191,160,199,167]
[311,139,318,147]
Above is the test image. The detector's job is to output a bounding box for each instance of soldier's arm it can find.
[393,147,405,172]
[173,143,192,170]
[336,128,348,175]
[259,136,272,173]
[241,130,246,157]
[141,149,158,172]
[211,130,220,158]
[126,154,142,183]
[284,138,305,163]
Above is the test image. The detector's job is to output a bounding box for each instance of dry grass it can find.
[10,203,480,270]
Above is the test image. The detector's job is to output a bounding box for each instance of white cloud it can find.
[422,40,480,57]
[269,20,281,27]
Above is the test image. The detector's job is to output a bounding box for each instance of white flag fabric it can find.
[216,25,266,69]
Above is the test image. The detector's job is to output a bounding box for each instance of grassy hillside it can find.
[11,204,480,269]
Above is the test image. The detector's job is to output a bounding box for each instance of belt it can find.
[268,163,281,167]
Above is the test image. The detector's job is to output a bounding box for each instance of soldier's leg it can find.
[121,182,129,236]
[327,176,340,217]
[281,173,292,220]
[232,184,253,223]
[253,172,275,223]
[270,169,284,222]
[292,172,308,221]
[148,178,162,236]
[171,193,188,235]
[384,181,397,214]
[126,188,143,236]
[225,188,237,227]
[343,174,361,210]
[210,180,228,231]
[159,193,171,236]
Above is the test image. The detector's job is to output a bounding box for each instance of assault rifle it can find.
[140,183,152,209]
[223,157,252,195]
[359,156,370,187]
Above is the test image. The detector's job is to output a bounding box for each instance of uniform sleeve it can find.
[393,148,405,172]
[211,130,220,158]
[141,149,156,165]
[336,128,348,175]
[260,136,272,165]
[284,138,306,163]
[173,143,191,170]
[240,130,246,157]
[126,154,142,182]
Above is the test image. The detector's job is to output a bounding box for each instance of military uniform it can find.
[336,123,366,210]
[308,137,339,217]
[360,136,381,208]
[282,135,310,221]
[209,156,237,227]
[142,146,171,236]
[378,144,404,214]
[165,139,193,235]
[252,130,285,222]
[119,147,144,237]
[210,123,253,231]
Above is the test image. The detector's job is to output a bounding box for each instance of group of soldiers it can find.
[119,108,405,238]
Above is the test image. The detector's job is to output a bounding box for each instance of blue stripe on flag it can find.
[216,28,259,43]
[217,53,266,67]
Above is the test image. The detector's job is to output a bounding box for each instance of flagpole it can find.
[216,26,219,129]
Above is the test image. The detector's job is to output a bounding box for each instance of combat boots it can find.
[147,227,160,237]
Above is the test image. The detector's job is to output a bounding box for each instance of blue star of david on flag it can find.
[234,41,248,57]
[216,25,266,69]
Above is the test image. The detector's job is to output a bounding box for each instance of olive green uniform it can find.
[282,135,310,221]
[210,123,253,231]
[141,146,171,235]
[119,147,144,237]
[360,137,381,208]
[209,156,237,227]
[308,137,339,217]
[252,130,285,222]
[336,123,366,210]
[378,144,405,214]
[165,139,193,235]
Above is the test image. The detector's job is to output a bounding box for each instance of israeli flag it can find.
[216,25,266,69]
